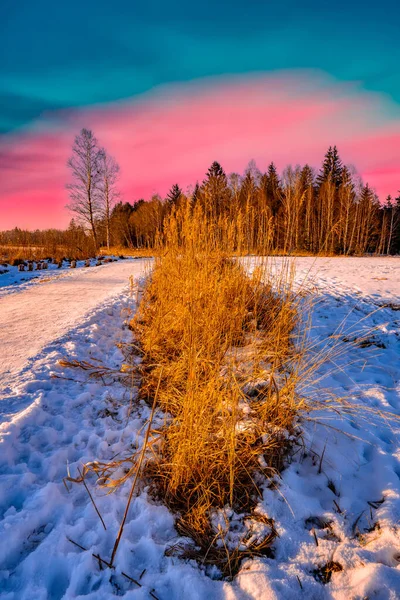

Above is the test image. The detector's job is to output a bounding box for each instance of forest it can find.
[1,129,399,257]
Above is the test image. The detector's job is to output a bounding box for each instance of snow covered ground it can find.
[0,258,151,410]
[0,257,147,298]
[0,258,105,299]
[0,256,399,599]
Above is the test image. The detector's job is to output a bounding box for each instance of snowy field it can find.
[0,256,400,599]
[0,259,106,299]
[0,257,152,301]
[0,258,151,399]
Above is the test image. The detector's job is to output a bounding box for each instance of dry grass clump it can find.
[166,512,276,579]
[63,203,400,581]
[126,204,305,575]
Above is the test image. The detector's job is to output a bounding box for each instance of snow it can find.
[0,256,400,599]
[0,259,99,299]
[0,258,151,402]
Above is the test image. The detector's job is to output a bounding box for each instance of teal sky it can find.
[1,0,400,134]
[1,0,400,229]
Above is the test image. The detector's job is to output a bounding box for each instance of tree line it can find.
[0,221,98,259]
[110,146,400,255]
[2,129,400,256]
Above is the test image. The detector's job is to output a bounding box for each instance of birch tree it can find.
[66,129,102,249]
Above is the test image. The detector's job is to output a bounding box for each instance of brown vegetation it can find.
[80,204,316,577]
[66,201,400,580]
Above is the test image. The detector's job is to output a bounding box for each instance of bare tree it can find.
[281,165,305,253]
[98,150,120,250]
[66,129,102,249]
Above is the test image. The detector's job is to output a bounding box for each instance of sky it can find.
[1,0,400,230]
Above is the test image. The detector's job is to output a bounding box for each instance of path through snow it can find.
[0,259,150,418]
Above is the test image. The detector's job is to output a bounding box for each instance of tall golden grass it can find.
[63,200,400,581]
[123,202,311,575]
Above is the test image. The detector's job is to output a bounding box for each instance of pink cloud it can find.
[1,71,400,230]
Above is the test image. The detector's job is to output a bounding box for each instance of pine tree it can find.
[202,161,229,217]
[300,164,314,190]
[166,183,182,206]
[316,145,343,188]
[265,162,282,217]
[356,184,380,253]
[204,161,227,183]
[192,183,200,204]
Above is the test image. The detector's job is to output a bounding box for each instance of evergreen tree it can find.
[265,162,282,216]
[359,183,377,204]
[202,161,229,216]
[316,145,343,188]
[356,184,380,253]
[300,164,314,190]
[192,183,200,204]
[340,165,354,190]
[166,183,182,206]
[204,161,227,183]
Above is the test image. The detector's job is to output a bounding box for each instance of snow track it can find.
[0,259,150,414]
[0,256,399,599]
